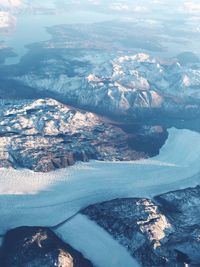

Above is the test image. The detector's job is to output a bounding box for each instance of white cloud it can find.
[0,0,22,8]
[109,2,129,11]
[88,0,101,5]
[0,11,16,28]
[133,5,148,12]
[183,1,200,13]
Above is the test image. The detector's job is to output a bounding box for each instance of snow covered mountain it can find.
[83,185,200,267]
[14,51,200,120]
[0,123,200,266]
[0,1,199,266]
[0,98,167,172]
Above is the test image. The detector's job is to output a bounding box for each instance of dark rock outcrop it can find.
[0,98,167,172]
[83,186,200,267]
[1,226,93,267]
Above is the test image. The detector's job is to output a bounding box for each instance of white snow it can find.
[118,53,155,64]
[0,128,200,228]
[0,128,200,266]
[55,214,140,267]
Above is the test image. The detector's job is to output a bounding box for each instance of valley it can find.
[0,1,200,266]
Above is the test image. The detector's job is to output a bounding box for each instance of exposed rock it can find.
[155,186,200,266]
[0,98,167,172]
[13,50,200,120]
[1,226,93,267]
[83,186,200,267]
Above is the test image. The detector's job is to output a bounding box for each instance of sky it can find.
[0,0,200,13]
[0,0,200,22]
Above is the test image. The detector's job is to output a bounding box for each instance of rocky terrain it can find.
[0,226,93,267]
[12,50,200,121]
[83,186,200,267]
[0,98,167,172]
[0,1,199,267]
[1,185,200,267]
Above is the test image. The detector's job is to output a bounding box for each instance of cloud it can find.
[133,5,148,12]
[88,0,101,5]
[0,0,22,8]
[183,1,200,13]
[109,2,129,11]
[0,11,16,29]
[109,2,149,13]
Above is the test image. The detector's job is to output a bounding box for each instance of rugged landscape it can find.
[83,186,200,267]
[0,1,200,267]
[0,125,200,267]
[0,48,200,267]
[0,226,94,267]
[0,185,200,267]
[10,51,200,121]
[0,98,167,172]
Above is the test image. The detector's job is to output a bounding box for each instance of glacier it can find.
[0,128,200,266]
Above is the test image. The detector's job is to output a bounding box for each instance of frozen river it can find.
[0,128,200,267]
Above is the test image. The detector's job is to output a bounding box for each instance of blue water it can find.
[4,11,118,65]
